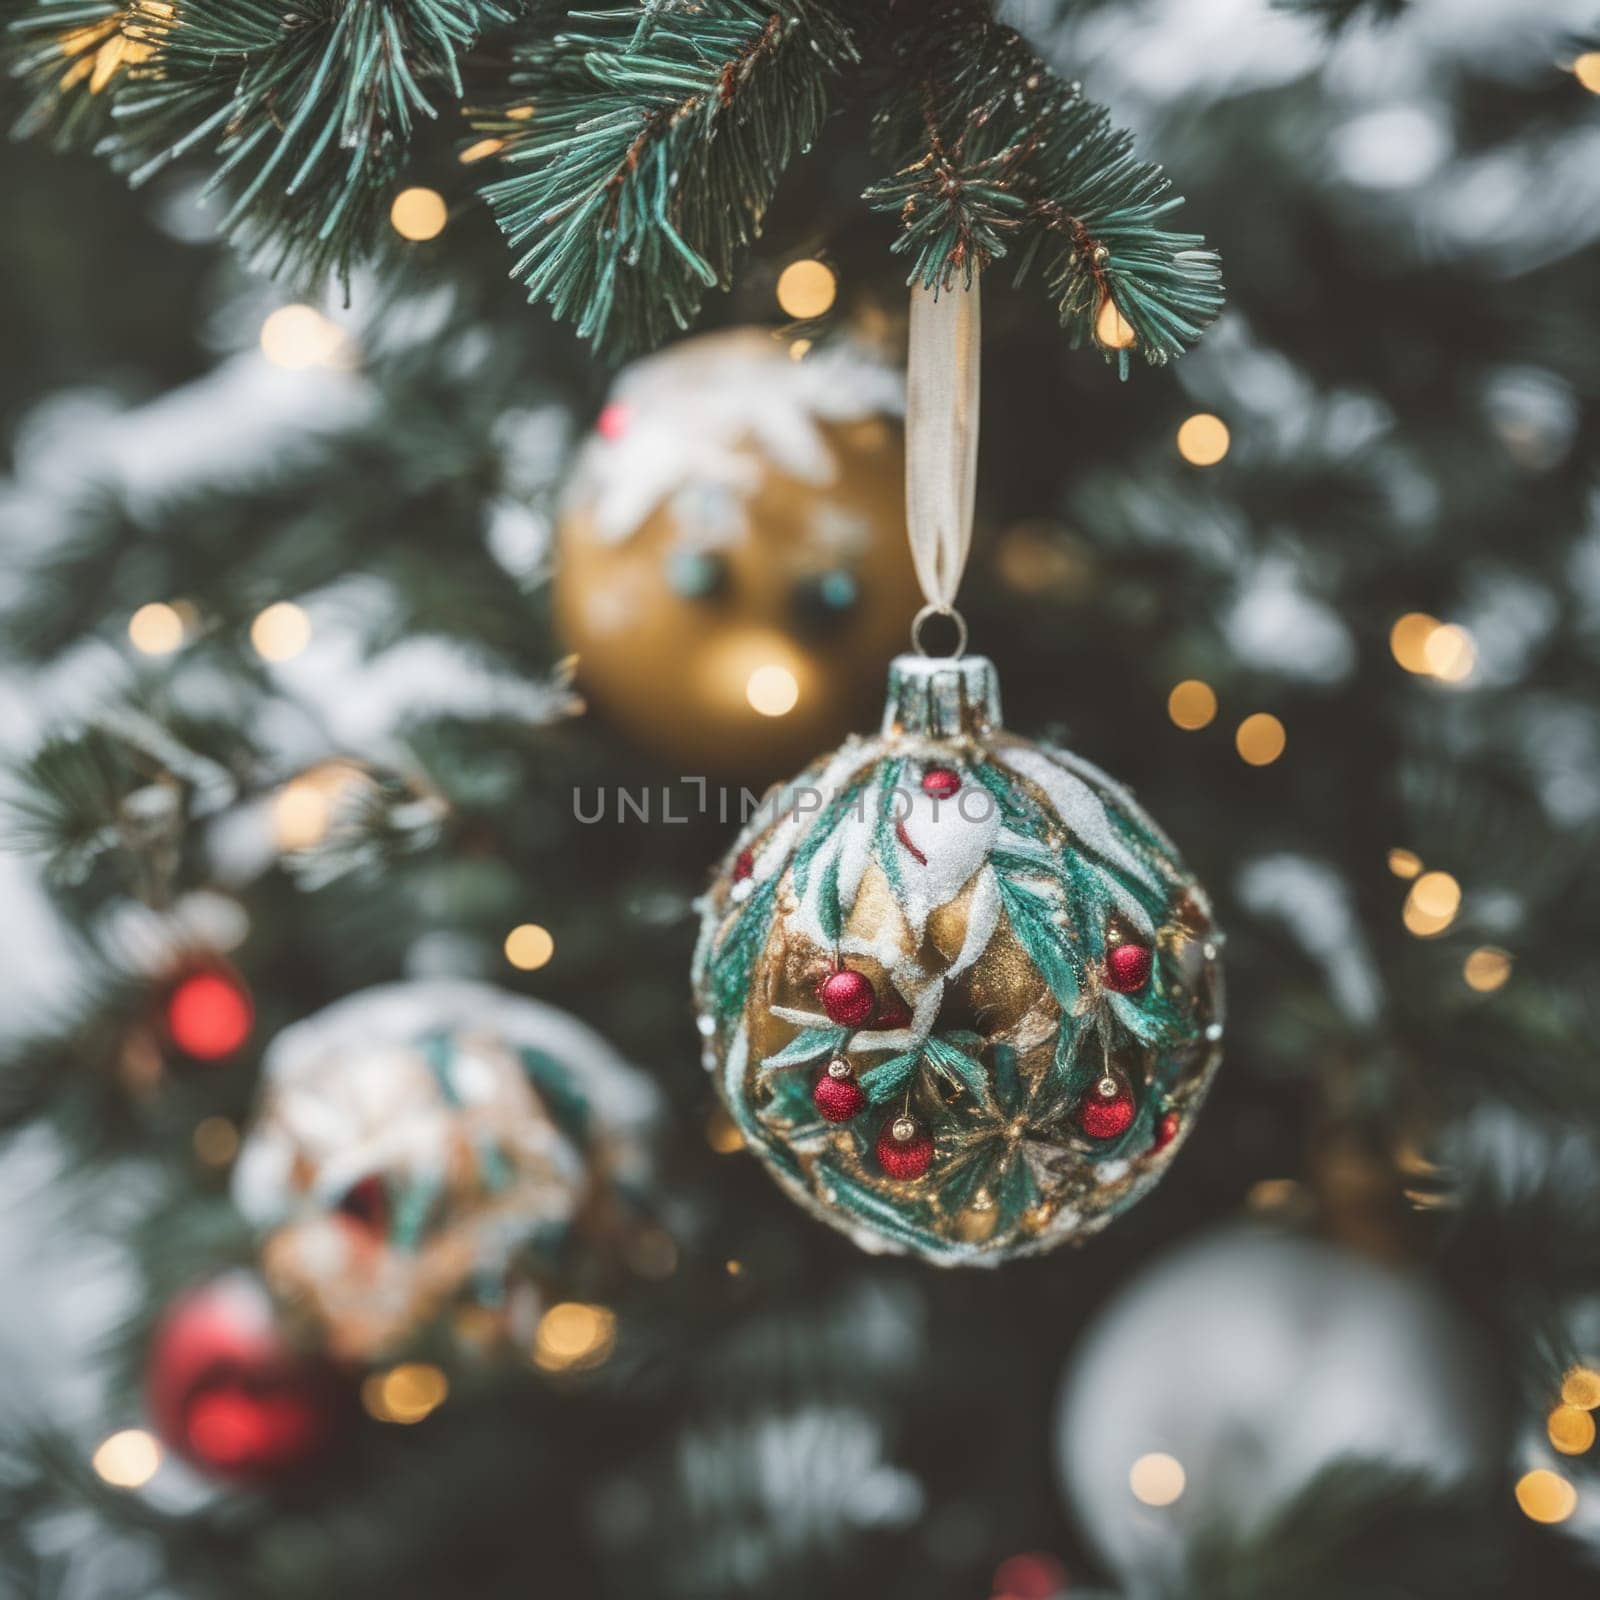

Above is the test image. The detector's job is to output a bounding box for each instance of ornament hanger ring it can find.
[911,603,968,660]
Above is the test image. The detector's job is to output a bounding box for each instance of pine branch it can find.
[473,1,856,357]
[866,2,1223,372]
[1272,0,1410,32]
[96,0,517,286]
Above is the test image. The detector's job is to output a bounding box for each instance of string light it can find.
[1561,1366,1600,1409]
[390,186,448,241]
[1095,296,1136,350]
[1403,870,1460,937]
[459,137,505,164]
[534,1302,616,1373]
[128,601,185,655]
[363,1362,449,1423]
[92,1429,161,1489]
[1235,713,1286,766]
[505,922,555,971]
[250,601,311,662]
[1176,413,1230,466]
[775,259,837,320]
[1515,1468,1577,1524]
[1387,848,1423,879]
[1167,679,1217,730]
[259,304,347,370]
[1423,622,1476,683]
[1574,52,1600,94]
[1128,1452,1185,1507]
[746,664,800,717]
[1463,946,1512,993]
[1548,1404,1597,1456]
[724,1258,744,1277]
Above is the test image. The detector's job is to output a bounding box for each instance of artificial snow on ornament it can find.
[232,980,659,1362]
[552,329,922,776]
[691,654,1223,1264]
[147,1272,344,1481]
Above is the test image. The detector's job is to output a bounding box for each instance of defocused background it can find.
[2,0,1599,1596]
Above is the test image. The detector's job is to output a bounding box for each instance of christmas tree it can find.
[2,1,1599,1595]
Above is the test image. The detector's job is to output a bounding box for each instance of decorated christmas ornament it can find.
[691,282,1221,1263]
[1055,1227,1496,1587]
[232,980,659,1361]
[147,1272,344,1480]
[553,329,922,775]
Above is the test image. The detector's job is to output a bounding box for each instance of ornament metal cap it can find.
[882,653,1002,740]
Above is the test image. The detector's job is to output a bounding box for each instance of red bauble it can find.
[920,766,962,800]
[1077,1077,1136,1141]
[875,994,913,1031]
[732,846,754,882]
[876,1115,934,1180]
[164,968,254,1061]
[1153,1111,1180,1152]
[812,1060,866,1123]
[818,968,876,1027]
[147,1275,341,1480]
[1104,941,1152,994]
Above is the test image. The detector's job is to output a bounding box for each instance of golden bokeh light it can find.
[1574,51,1600,93]
[1235,713,1286,766]
[1463,946,1512,994]
[192,1115,239,1167]
[260,304,348,371]
[363,1362,449,1424]
[746,663,800,718]
[1561,1366,1600,1410]
[390,186,448,242]
[1400,870,1461,943]
[505,923,556,971]
[775,259,837,320]
[534,1302,616,1373]
[1390,612,1440,674]
[1095,296,1136,350]
[725,1258,744,1277]
[788,338,813,361]
[459,137,506,164]
[129,601,185,656]
[1516,1468,1577,1524]
[1176,413,1231,467]
[706,1105,744,1154]
[1387,848,1423,879]
[1167,679,1218,731]
[1423,622,1476,683]
[1548,1404,1597,1456]
[92,1429,161,1489]
[1129,1452,1186,1507]
[250,601,312,662]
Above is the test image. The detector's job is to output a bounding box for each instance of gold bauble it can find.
[553,330,922,777]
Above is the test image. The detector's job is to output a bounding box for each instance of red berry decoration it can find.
[812,1059,867,1123]
[1104,941,1153,994]
[1153,1111,1181,1152]
[147,1274,343,1480]
[164,966,254,1061]
[920,766,961,800]
[1077,1075,1136,1141]
[876,1114,934,1180]
[874,994,913,1031]
[818,968,876,1027]
[732,846,754,882]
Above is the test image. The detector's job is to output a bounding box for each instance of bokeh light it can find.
[1129,1451,1185,1506]
[250,601,312,662]
[505,922,555,971]
[1403,870,1460,937]
[1235,713,1286,766]
[1095,296,1136,350]
[1516,1468,1577,1524]
[534,1302,616,1373]
[363,1362,449,1423]
[1561,1365,1600,1409]
[260,305,347,370]
[192,1115,239,1167]
[1387,848,1423,879]
[1390,612,1440,674]
[1574,52,1600,93]
[129,601,185,655]
[272,763,361,853]
[1176,413,1230,466]
[775,259,837,320]
[92,1429,161,1489]
[1167,679,1218,730]
[1423,622,1476,683]
[390,186,448,241]
[459,137,505,164]
[1463,946,1512,993]
[1548,1404,1597,1455]
[746,663,800,717]
[165,970,253,1060]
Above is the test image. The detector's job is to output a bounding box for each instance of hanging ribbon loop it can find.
[905,276,980,655]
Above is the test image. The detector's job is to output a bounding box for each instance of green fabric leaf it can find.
[760,1025,847,1072]
[858,1049,921,1104]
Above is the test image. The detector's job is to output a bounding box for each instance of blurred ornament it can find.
[1056,1227,1496,1587]
[232,980,659,1362]
[693,654,1222,1264]
[162,961,254,1063]
[146,1273,343,1481]
[552,329,921,775]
